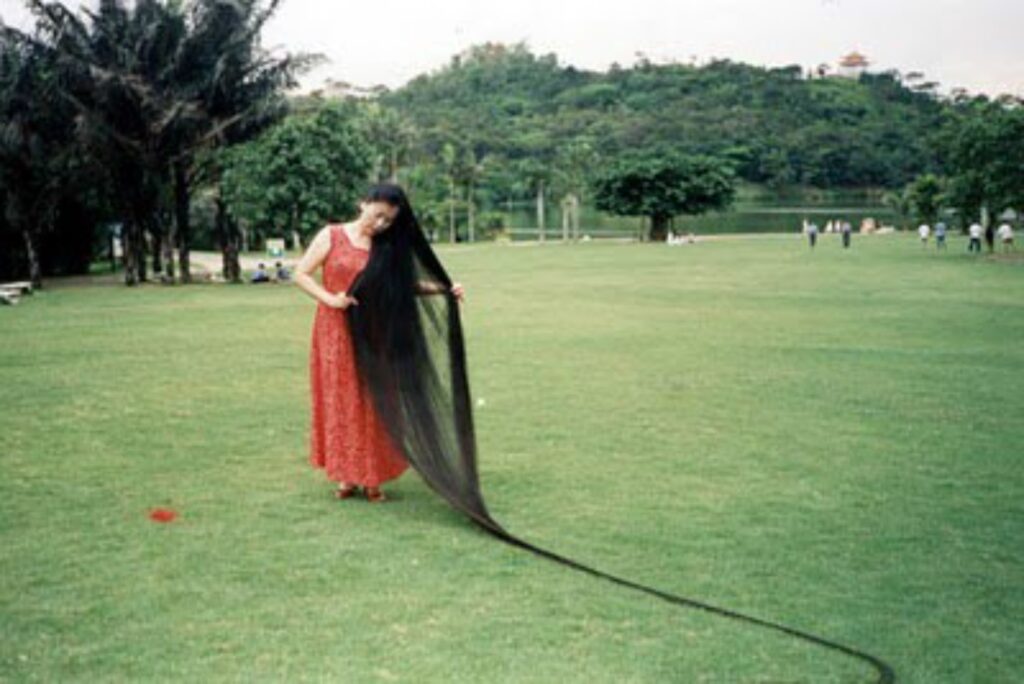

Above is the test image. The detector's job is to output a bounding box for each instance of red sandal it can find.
[335,484,360,499]
[365,486,388,503]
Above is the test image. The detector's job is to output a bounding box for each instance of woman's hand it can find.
[324,291,359,309]
[451,282,465,303]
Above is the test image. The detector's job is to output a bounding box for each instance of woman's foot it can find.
[365,486,387,503]
[335,483,360,499]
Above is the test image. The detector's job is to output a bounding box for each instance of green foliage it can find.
[384,48,947,195]
[940,98,1024,223]
[591,152,736,239]
[0,27,86,281]
[881,187,913,229]
[220,102,374,241]
[906,173,947,225]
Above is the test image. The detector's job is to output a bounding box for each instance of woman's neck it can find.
[345,221,373,246]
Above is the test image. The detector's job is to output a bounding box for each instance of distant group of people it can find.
[802,217,1016,253]
[666,230,697,245]
[803,219,853,249]
[251,261,292,283]
[918,222,948,248]
[918,221,1015,253]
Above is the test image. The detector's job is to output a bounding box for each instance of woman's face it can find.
[360,200,400,234]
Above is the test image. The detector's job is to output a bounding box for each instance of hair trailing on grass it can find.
[344,182,895,684]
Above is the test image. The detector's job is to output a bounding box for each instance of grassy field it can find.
[1,233,1022,682]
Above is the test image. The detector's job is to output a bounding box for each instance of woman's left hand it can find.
[451,282,465,302]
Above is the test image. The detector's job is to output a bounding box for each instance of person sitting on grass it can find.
[275,261,291,282]
[251,263,271,283]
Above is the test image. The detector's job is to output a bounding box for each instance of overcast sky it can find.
[2,0,1021,97]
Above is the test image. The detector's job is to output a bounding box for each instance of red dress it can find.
[308,224,409,486]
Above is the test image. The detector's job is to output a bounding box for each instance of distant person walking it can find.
[806,220,818,249]
[841,220,852,248]
[997,222,1014,252]
[918,223,930,246]
[934,221,947,250]
[968,222,983,253]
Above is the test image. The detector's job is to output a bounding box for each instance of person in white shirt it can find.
[996,223,1014,252]
[918,223,930,245]
[805,221,818,249]
[968,222,983,253]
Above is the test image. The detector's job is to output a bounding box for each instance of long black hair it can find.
[343,182,894,683]
[346,183,498,529]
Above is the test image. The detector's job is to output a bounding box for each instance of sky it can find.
[2,0,1021,97]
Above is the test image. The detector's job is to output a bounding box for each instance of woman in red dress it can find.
[294,192,464,503]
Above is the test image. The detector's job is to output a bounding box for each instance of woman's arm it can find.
[415,279,446,295]
[294,227,353,308]
[415,279,465,302]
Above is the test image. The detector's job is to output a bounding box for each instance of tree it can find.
[906,173,947,226]
[221,102,374,247]
[359,101,418,182]
[21,0,314,284]
[512,157,552,242]
[881,188,913,230]
[940,99,1024,228]
[182,0,320,282]
[552,137,599,242]
[0,20,82,288]
[19,0,189,284]
[591,152,736,241]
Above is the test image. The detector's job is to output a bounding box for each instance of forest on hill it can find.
[380,42,946,191]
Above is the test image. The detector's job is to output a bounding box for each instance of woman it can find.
[294,184,464,503]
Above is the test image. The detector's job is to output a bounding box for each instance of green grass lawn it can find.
[2,233,1021,682]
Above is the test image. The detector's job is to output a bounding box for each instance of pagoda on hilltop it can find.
[837,51,870,78]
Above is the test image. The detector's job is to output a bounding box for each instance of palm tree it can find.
[0,24,81,289]
[177,0,320,282]
[22,0,317,284]
[554,138,598,242]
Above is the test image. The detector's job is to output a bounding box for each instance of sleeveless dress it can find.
[308,224,409,486]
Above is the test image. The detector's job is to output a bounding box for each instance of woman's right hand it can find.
[324,291,358,309]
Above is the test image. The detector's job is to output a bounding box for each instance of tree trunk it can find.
[173,162,192,283]
[21,228,42,290]
[109,228,117,273]
[649,215,669,242]
[150,222,163,276]
[562,198,569,242]
[123,219,140,285]
[216,193,241,283]
[449,177,456,243]
[536,183,545,243]
[467,182,475,243]
[137,223,148,283]
[162,212,177,283]
[571,194,580,242]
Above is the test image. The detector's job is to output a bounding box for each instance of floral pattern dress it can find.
[308,224,409,486]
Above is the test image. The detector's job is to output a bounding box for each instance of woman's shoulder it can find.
[313,223,340,247]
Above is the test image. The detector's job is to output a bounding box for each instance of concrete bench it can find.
[0,281,33,295]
